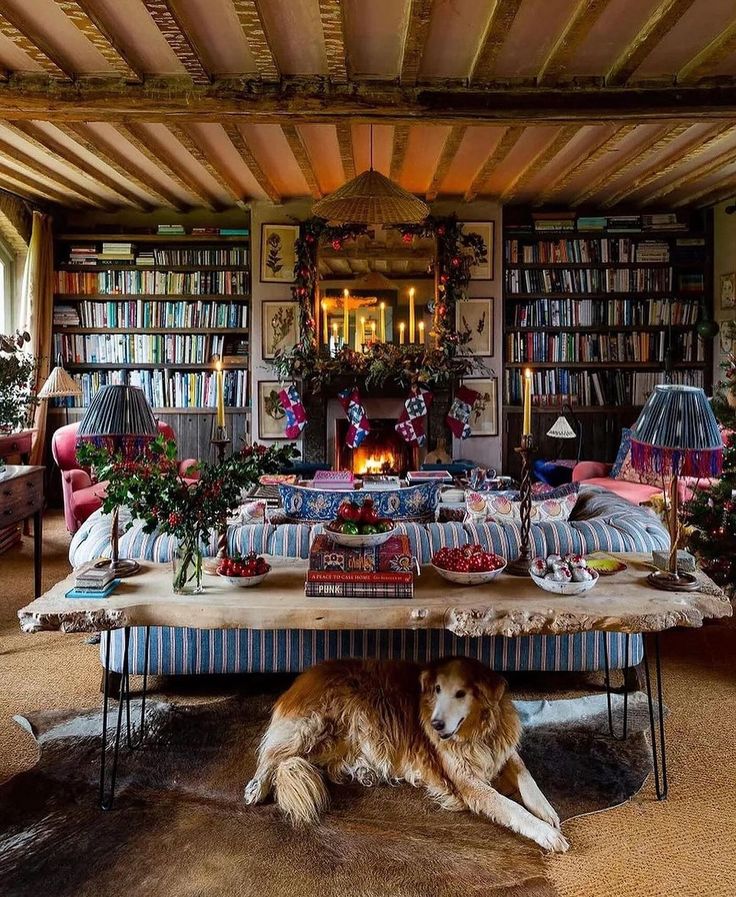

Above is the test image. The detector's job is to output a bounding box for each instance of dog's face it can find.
[420,658,507,743]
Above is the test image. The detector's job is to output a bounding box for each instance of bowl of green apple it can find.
[325,498,396,547]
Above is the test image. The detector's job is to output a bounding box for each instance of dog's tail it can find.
[274,757,329,826]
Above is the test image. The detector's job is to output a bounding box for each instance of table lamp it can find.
[546,403,582,463]
[630,384,723,591]
[76,384,158,577]
[37,363,82,425]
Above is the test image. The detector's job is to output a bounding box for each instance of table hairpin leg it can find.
[643,633,669,801]
[603,632,630,741]
[99,627,130,811]
[125,626,151,750]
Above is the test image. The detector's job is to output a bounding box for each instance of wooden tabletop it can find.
[18,554,732,637]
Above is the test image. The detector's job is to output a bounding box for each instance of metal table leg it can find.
[99,627,130,810]
[643,632,669,800]
[125,626,151,750]
[603,632,630,740]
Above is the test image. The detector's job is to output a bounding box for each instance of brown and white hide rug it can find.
[0,688,656,897]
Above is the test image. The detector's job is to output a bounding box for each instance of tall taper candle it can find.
[360,316,366,349]
[522,368,532,437]
[215,359,225,428]
[343,289,349,349]
[380,302,386,342]
[321,300,328,345]
[399,322,405,345]
[332,322,338,352]
[409,288,415,343]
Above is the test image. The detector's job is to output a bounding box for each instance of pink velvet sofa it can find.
[52,421,198,534]
[572,461,711,505]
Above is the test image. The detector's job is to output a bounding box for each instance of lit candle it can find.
[354,312,360,351]
[343,289,350,348]
[321,300,328,345]
[409,288,415,343]
[399,322,405,345]
[371,321,376,344]
[360,316,366,349]
[418,321,425,345]
[380,302,386,342]
[522,368,532,437]
[332,322,338,351]
[215,358,225,428]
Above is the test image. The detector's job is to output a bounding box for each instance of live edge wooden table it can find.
[18,554,732,810]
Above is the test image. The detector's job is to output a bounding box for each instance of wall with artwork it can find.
[714,200,736,384]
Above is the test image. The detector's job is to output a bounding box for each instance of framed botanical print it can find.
[258,381,287,439]
[262,301,299,359]
[721,272,736,309]
[456,298,494,356]
[466,378,498,437]
[260,224,299,283]
[463,221,494,280]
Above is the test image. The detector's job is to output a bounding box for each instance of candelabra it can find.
[507,435,535,577]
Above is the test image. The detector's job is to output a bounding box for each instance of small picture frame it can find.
[721,272,736,308]
[258,381,288,439]
[262,301,299,359]
[463,221,494,280]
[466,378,498,437]
[456,298,494,356]
[260,224,299,283]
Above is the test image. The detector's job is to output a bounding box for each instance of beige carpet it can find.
[1,512,735,896]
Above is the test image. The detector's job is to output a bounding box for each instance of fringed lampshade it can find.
[312,169,429,225]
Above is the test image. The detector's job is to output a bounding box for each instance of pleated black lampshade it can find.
[76,384,158,459]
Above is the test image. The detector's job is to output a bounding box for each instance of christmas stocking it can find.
[395,387,433,445]
[338,387,370,448]
[446,385,480,439]
[278,384,308,439]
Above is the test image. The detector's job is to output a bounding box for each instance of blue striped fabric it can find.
[103,627,643,675]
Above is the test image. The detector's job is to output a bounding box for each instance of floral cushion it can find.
[278,482,441,522]
[465,488,578,524]
[612,428,663,488]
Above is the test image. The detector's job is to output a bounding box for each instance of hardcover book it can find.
[309,533,413,573]
[306,570,413,585]
[304,581,414,599]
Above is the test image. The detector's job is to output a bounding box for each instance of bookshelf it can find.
[502,209,713,473]
[51,227,252,458]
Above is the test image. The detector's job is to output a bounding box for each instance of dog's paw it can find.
[535,823,570,854]
[244,777,269,805]
[531,799,561,830]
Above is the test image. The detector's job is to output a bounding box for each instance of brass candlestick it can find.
[507,435,535,577]
[205,426,231,574]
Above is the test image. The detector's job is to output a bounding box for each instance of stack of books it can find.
[532,211,576,232]
[642,213,686,231]
[66,560,120,599]
[68,244,97,265]
[98,242,134,263]
[305,533,415,599]
[53,304,81,327]
[635,240,670,262]
[158,224,186,235]
[312,470,355,490]
[606,215,641,232]
[136,250,156,266]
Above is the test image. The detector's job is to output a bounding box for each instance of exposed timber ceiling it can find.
[1,0,736,212]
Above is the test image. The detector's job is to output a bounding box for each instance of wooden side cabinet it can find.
[0,429,34,464]
[0,465,44,598]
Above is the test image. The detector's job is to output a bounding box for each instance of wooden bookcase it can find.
[501,209,713,474]
[50,228,252,459]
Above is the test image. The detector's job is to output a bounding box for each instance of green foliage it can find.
[0,330,37,432]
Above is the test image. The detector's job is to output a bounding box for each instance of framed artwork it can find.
[258,381,287,439]
[260,224,299,283]
[721,272,736,308]
[463,221,494,280]
[456,298,494,356]
[466,378,498,437]
[262,301,299,359]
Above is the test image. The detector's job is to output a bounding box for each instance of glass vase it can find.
[172,538,204,595]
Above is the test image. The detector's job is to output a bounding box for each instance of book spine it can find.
[305,582,414,598]
[306,571,413,584]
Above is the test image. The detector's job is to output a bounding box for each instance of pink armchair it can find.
[52,421,198,533]
[572,461,712,506]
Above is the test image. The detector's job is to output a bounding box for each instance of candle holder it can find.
[204,425,231,574]
[506,435,535,577]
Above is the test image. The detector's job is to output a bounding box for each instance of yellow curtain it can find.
[20,211,54,465]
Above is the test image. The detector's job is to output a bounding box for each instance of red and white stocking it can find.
[446,385,480,439]
[395,386,433,445]
[338,387,370,448]
[278,384,308,439]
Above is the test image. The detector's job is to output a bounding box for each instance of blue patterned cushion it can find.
[611,428,632,478]
[278,482,441,521]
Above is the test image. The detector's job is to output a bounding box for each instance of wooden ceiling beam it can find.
[400,0,432,84]
[165,123,245,206]
[282,125,321,198]
[640,141,736,204]
[55,122,185,210]
[231,1,279,81]
[425,124,466,201]
[678,19,736,83]
[537,0,613,86]
[319,0,348,82]
[468,0,523,84]
[57,1,141,81]
[115,122,220,210]
[606,0,697,86]
[464,125,525,202]
[390,124,410,182]
[221,122,281,203]
[0,6,69,79]
[141,0,210,84]
[0,160,81,206]
[501,125,580,202]
[4,121,150,209]
[335,122,355,180]
[672,172,736,207]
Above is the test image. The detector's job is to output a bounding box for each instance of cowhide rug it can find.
[0,688,656,897]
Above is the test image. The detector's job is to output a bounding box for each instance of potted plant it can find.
[0,330,37,434]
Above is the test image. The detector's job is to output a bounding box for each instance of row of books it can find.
[54,300,249,330]
[503,368,704,407]
[506,331,705,364]
[157,224,249,236]
[54,333,233,365]
[505,237,669,264]
[54,270,249,295]
[505,267,674,294]
[65,246,249,267]
[52,369,249,409]
[305,534,415,599]
[508,298,700,328]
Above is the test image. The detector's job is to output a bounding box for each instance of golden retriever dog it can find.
[244,657,569,853]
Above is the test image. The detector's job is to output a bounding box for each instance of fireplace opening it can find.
[335,418,419,475]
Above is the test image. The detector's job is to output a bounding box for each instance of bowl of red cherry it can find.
[431,545,507,585]
[217,554,271,587]
[325,499,395,548]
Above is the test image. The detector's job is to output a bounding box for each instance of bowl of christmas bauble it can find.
[325,498,396,548]
[431,544,507,585]
[217,553,271,587]
[529,554,598,595]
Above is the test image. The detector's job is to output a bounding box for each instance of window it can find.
[0,241,14,334]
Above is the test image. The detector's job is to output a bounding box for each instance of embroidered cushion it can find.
[465,488,578,524]
[278,482,441,522]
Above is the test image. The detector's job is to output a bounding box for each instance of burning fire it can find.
[355,451,397,475]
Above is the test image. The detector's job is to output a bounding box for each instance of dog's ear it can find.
[419,669,435,694]
[477,671,507,706]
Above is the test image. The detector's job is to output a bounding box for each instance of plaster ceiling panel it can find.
[492,0,580,80]
[297,124,344,194]
[255,0,327,75]
[708,48,736,78]
[0,153,82,202]
[352,124,394,177]
[482,126,560,196]
[342,0,408,78]
[668,160,736,205]
[236,123,310,197]
[634,0,736,80]
[186,123,267,200]
[400,125,452,194]
[166,0,257,75]
[80,0,187,75]
[0,29,45,73]
[440,126,507,195]
[418,0,494,79]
